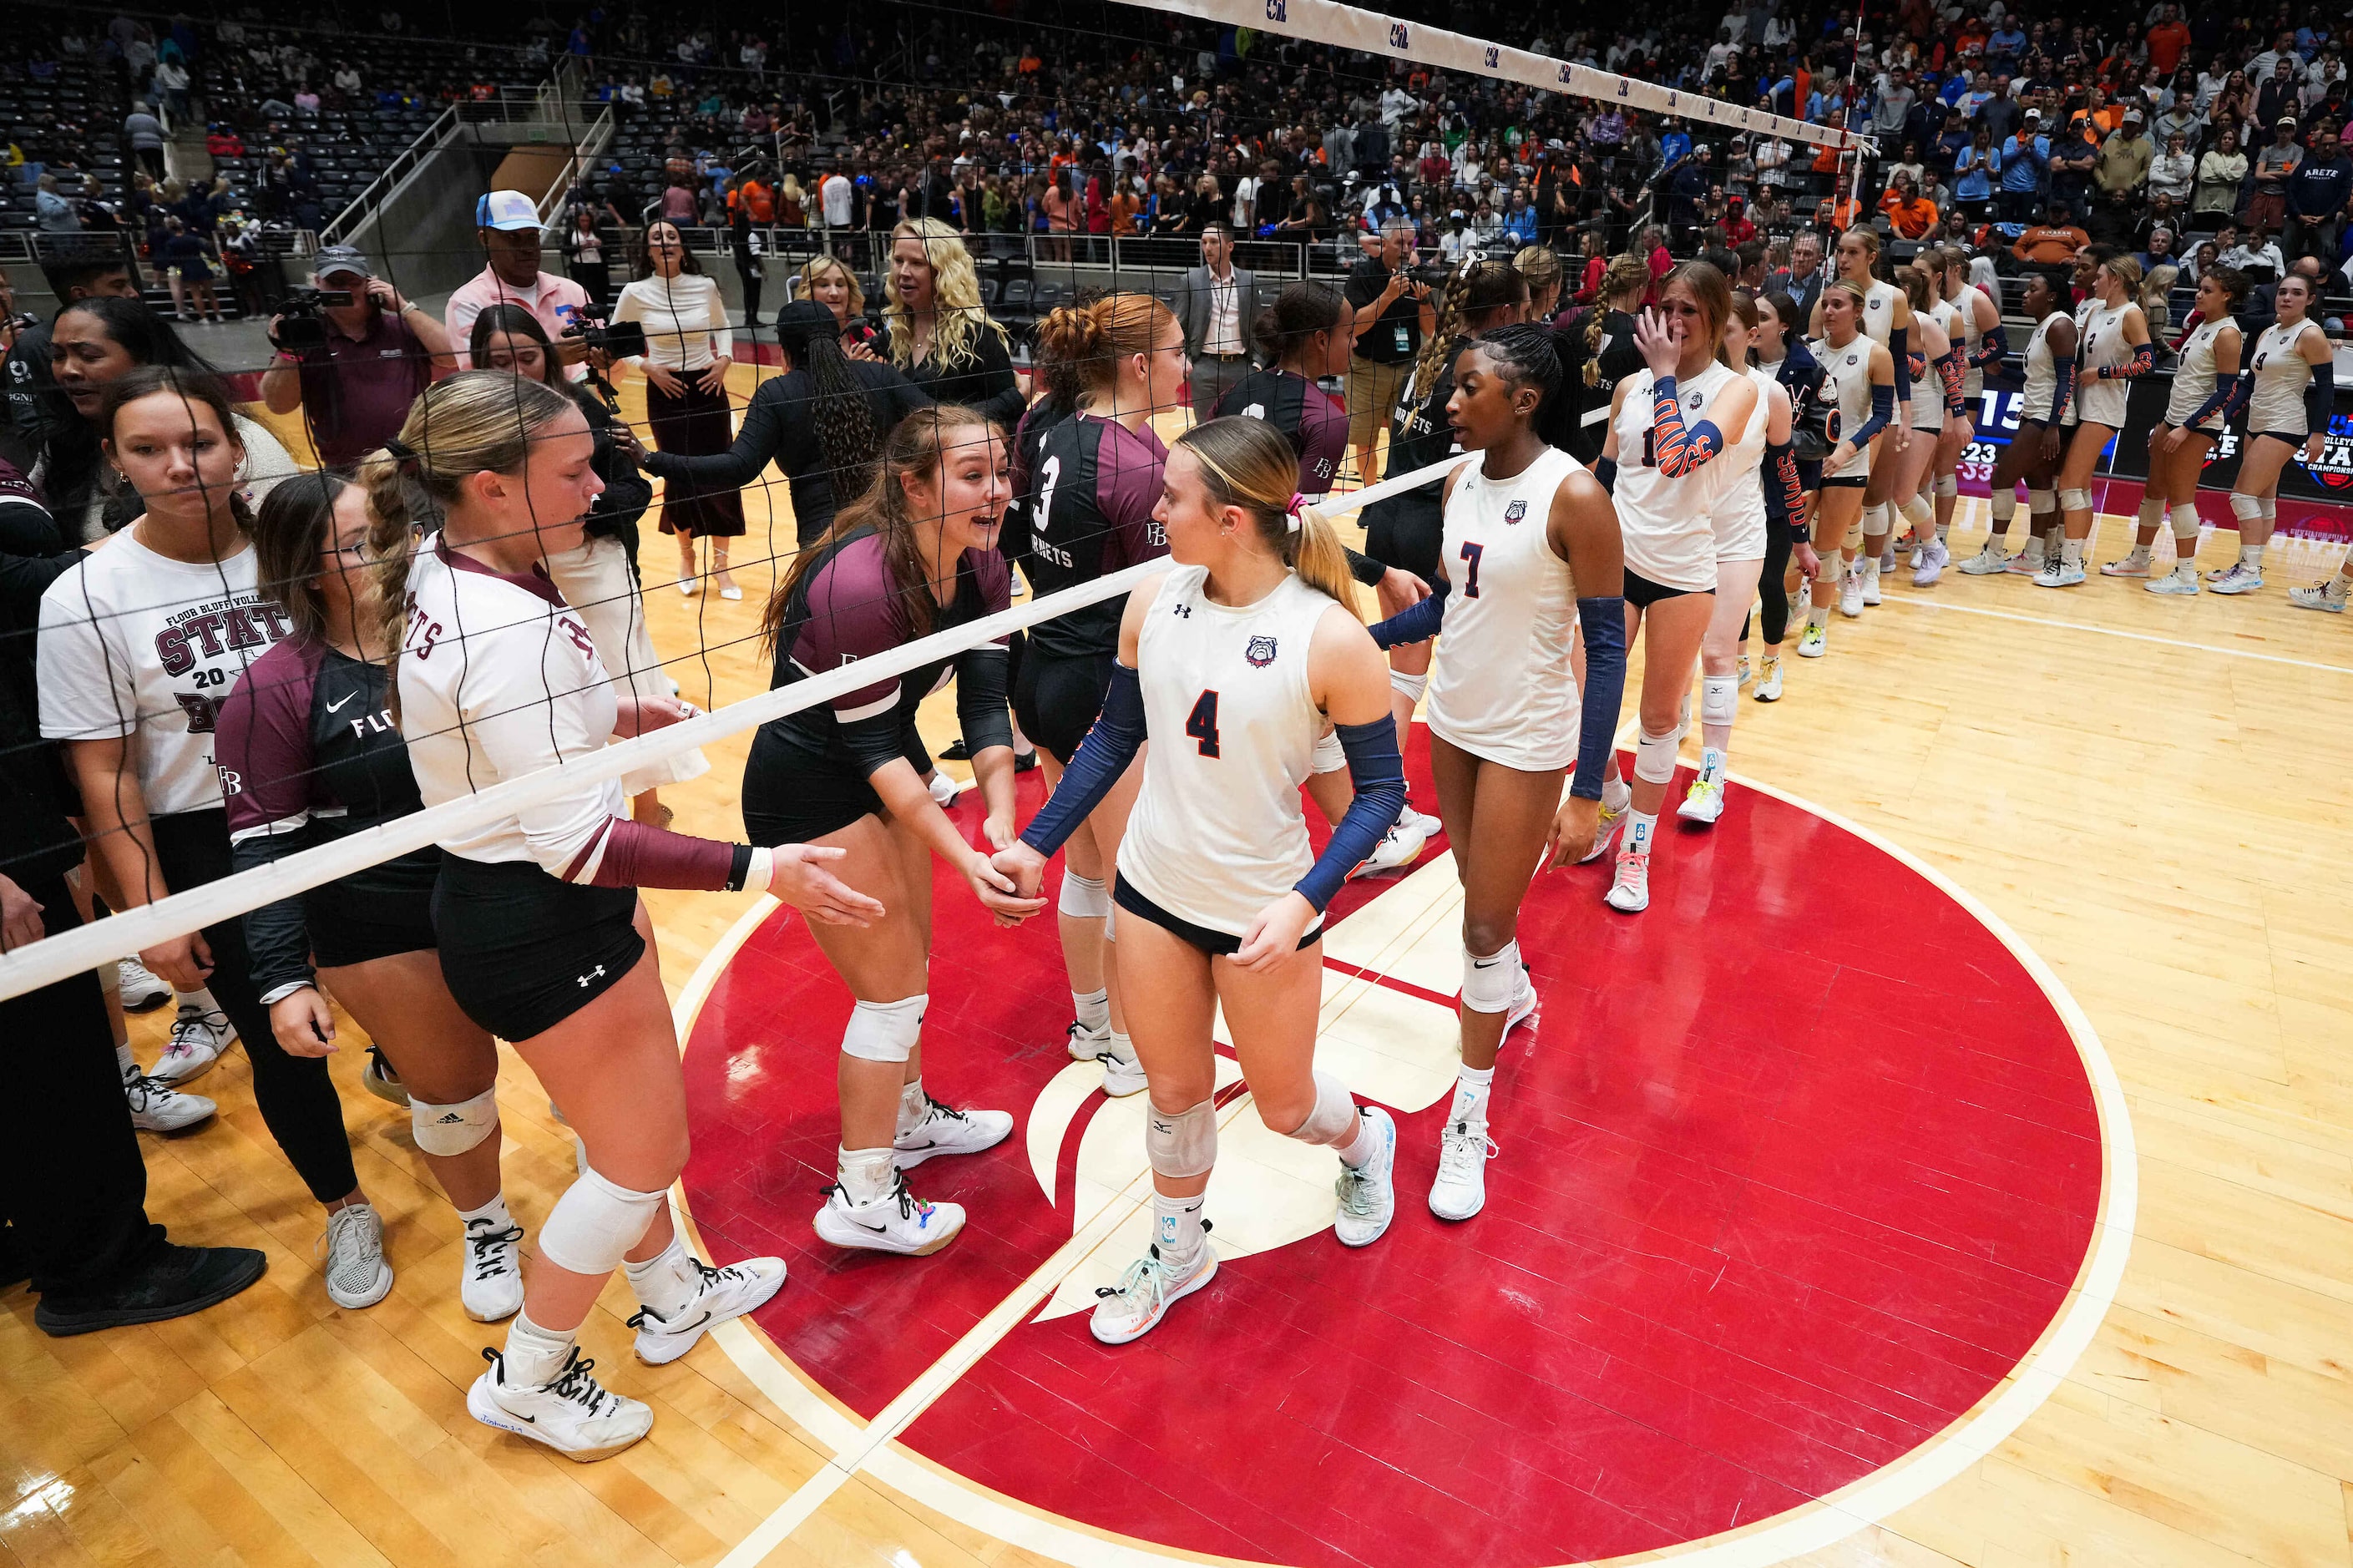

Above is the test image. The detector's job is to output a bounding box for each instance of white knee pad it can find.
[2027,488,2056,514]
[411,1085,499,1156]
[2170,503,2203,540]
[2058,488,2092,513]
[1057,871,1111,920]
[537,1165,665,1276]
[1990,490,2016,523]
[1312,726,1347,775]
[1840,511,1865,552]
[2230,492,2262,524]
[1145,1097,1217,1180]
[1700,675,1737,728]
[2137,497,2165,528]
[1898,493,1931,529]
[1934,474,1958,499]
[1461,939,1521,1014]
[1634,725,1679,786]
[2259,496,2276,522]
[1102,903,1116,941]
[1389,669,1427,702]
[843,994,926,1063]
[1283,1069,1359,1147]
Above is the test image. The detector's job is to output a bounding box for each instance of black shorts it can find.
[1361,493,1444,585]
[1623,566,1703,609]
[1112,878,1320,958]
[1795,458,1823,492]
[432,856,643,1042]
[1015,648,1116,765]
[742,723,885,845]
[2253,429,2308,446]
[1819,473,1869,489]
[305,880,438,970]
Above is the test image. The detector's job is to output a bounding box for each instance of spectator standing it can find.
[1955,126,2001,220]
[34,175,79,234]
[2285,129,2352,261]
[124,101,166,179]
[444,190,592,372]
[2150,133,2197,206]
[1342,220,1432,486]
[2000,109,2051,223]
[2094,111,2155,240]
[612,220,743,597]
[2046,115,2102,218]
[562,206,611,311]
[1176,224,1259,422]
[2195,128,2251,225]
[2249,118,2305,233]
[258,246,454,470]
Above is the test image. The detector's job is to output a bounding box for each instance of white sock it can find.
[1449,1065,1495,1125]
[1335,1108,1378,1169]
[500,1311,576,1388]
[1072,987,1110,1034]
[836,1146,897,1206]
[1623,810,1657,857]
[1601,776,1632,813]
[457,1192,513,1232]
[896,1078,928,1137]
[1698,746,1726,787]
[117,1043,137,1079]
[2060,537,2084,568]
[2329,574,2352,599]
[1861,554,1881,582]
[2123,543,2151,564]
[1806,601,1828,629]
[623,1233,697,1317]
[1107,1029,1136,1065]
[1936,519,1951,543]
[2242,544,2264,569]
[177,986,219,1015]
[1150,1191,1207,1267]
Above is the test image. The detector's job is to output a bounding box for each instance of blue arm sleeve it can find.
[2226,371,2253,422]
[1017,662,1146,857]
[1369,588,1446,650]
[1971,321,2009,368]
[1593,455,1618,492]
[1573,597,1627,801]
[1293,719,1408,913]
[1889,325,1913,403]
[1849,382,1896,448]
[2307,357,2336,433]
[2049,356,2075,425]
[2098,341,2156,380]
[2184,377,2234,428]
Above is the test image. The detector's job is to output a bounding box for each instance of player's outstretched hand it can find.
[768,845,885,927]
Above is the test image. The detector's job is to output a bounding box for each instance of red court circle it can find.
[681,742,2109,1566]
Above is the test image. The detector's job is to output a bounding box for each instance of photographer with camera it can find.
[1343,219,1435,486]
[258,246,454,471]
[444,190,593,375]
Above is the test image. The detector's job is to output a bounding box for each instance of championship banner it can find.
[1149,0,1866,150]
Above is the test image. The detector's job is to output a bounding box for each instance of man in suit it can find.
[1176,223,1260,421]
[1769,228,1828,321]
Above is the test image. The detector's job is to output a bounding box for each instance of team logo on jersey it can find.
[1244,634,1278,667]
[1503,498,1527,524]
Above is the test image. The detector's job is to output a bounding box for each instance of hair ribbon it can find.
[1286,493,1305,534]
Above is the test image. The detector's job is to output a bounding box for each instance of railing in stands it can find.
[318,86,591,247]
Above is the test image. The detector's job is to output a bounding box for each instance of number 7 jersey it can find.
[1425,446,1585,772]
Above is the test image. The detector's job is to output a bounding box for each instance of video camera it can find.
[270,285,357,352]
[560,307,648,362]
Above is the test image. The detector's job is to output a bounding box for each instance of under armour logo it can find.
[577,964,606,988]
[1172,603,1192,617]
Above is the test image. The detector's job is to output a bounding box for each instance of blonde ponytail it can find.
[1177,416,1364,620]
[1286,501,1364,620]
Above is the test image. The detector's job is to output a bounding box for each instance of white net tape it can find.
[0,454,1462,1003]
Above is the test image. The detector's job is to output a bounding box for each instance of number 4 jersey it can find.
[1118,564,1339,939]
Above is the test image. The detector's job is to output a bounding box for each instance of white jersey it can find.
[398,534,626,874]
[2165,317,2235,431]
[2248,320,2323,438]
[1818,333,1877,479]
[1911,300,1963,433]
[1118,565,1335,938]
[2069,300,2134,428]
[1614,360,1743,590]
[1860,277,1903,350]
[2019,314,2066,427]
[1950,283,1987,399]
[1707,365,1777,562]
[38,533,294,817]
[1426,445,1583,771]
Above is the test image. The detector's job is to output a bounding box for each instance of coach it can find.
[1176,224,1262,422]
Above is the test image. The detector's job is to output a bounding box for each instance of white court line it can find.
[1880,588,2353,675]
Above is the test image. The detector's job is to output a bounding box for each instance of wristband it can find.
[746,846,774,893]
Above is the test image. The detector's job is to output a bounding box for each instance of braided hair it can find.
[778,301,882,510]
[1583,253,1652,386]
[1409,259,1526,410]
[1475,322,1567,446]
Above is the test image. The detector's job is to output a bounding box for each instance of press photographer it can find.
[258,246,454,470]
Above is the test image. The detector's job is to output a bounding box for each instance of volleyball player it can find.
[1683,296,1799,825]
[1592,264,1755,906]
[741,403,1044,1253]
[38,368,389,1308]
[1742,292,1824,703]
[1795,283,1897,658]
[2042,257,2153,588]
[1364,324,1626,1217]
[217,472,521,1320]
[369,372,864,1460]
[992,417,1409,1339]
[1012,295,1186,1096]
[1938,247,2007,550]
[2119,268,2244,593]
[1894,262,1969,585]
[1957,272,2076,577]
[1811,229,1915,603]
[2212,271,2335,596]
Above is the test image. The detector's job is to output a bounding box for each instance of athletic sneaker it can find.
[1879,547,1897,577]
[2005,547,2046,576]
[461,1217,526,1323]
[33,1241,267,1338]
[926,771,959,807]
[1331,1107,1396,1248]
[2289,581,2350,613]
[2208,563,2264,595]
[2033,557,2087,588]
[1911,540,1950,587]
[117,958,171,1013]
[2146,571,2201,596]
[628,1255,787,1364]
[1677,775,1726,825]
[1860,563,1884,606]
[1505,967,1539,1036]
[468,1346,652,1462]
[319,1202,393,1309]
[1838,568,1865,618]
[1066,1020,1113,1062]
[1605,850,1651,913]
[1753,655,1784,701]
[1101,1036,1147,1097]
[362,1046,408,1107]
[1579,796,1625,864]
[1735,655,1752,687]
[812,1172,964,1255]
[1957,542,2011,575]
[1089,1242,1217,1345]
[1797,621,1828,658]
[2099,552,2153,578]
[1401,803,1445,840]
[1349,812,1430,879]
[151,1004,234,1085]
[124,1061,215,1132]
[1428,1117,1495,1222]
[893,1095,1014,1169]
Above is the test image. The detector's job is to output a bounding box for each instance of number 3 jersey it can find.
[1425,445,1584,773]
[1118,564,1338,939]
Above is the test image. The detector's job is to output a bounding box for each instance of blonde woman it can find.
[884,217,1024,427]
[1512,245,1564,321]
[799,253,881,353]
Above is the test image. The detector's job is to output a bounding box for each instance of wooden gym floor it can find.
[7,366,2353,1568]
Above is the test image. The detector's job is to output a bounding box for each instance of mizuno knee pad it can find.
[1700,675,1737,728]
[1283,1069,1359,1147]
[1146,1097,1217,1180]
[2058,488,2092,513]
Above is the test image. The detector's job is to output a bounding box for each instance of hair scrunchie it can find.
[1285,493,1305,534]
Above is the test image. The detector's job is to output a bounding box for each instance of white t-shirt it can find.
[1232,175,1259,230]
[38,532,295,817]
[820,173,853,226]
[612,272,733,372]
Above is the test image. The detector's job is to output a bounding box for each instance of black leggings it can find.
[1745,525,1798,649]
[152,809,358,1205]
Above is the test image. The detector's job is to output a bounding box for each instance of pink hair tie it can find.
[1286,493,1306,533]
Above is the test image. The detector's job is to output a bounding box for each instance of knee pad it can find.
[2058,488,2092,513]
[411,1085,499,1156]
[1102,903,1116,941]
[1389,669,1427,702]
[2170,503,2203,540]
[1057,871,1111,920]
[1898,493,1932,529]
[843,994,926,1063]
[1145,1097,1217,1180]
[2230,492,2263,524]
[538,1165,665,1276]
[1461,939,1521,1014]
[1840,511,1865,552]
[2259,496,2276,522]
[1934,474,1958,499]
[1312,726,1347,775]
[2027,488,2056,514]
[1700,674,1737,728]
[1634,724,1679,786]
[2137,497,2165,529]
[1283,1069,1359,1147]
[1989,490,2016,523]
